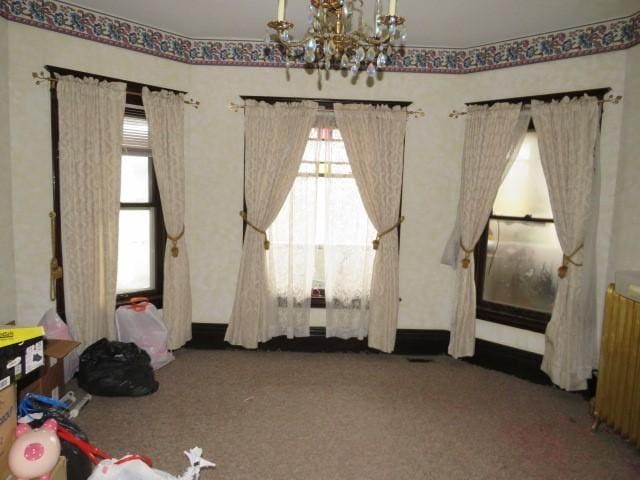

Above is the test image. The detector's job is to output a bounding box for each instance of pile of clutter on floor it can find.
[1,299,215,479]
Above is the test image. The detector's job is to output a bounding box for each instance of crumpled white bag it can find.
[115,301,174,370]
[39,308,80,383]
[89,447,215,480]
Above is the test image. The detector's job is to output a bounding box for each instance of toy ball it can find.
[8,419,61,480]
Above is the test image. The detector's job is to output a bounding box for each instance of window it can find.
[475,131,562,332]
[49,66,167,316]
[116,112,165,303]
[268,122,376,309]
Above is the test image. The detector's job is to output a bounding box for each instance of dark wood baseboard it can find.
[463,339,550,385]
[187,323,450,355]
[187,323,552,386]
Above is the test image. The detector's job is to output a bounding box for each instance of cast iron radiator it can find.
[592,284,640,448]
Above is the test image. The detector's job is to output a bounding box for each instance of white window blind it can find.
[122,115,149,152]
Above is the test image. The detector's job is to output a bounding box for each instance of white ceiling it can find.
[67,0,639,48]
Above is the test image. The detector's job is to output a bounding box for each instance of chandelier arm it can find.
[353,32,393,46]
[276,37,310,49]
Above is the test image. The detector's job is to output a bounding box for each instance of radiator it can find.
[592,284,640,447]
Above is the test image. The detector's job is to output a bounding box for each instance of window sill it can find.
[116,291,163,309]
[476,303,549,334]
[311,297,326,309]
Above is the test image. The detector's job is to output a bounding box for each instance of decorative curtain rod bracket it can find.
[32,71,201,108]
[448,94,622,118]
[228,101,425,118]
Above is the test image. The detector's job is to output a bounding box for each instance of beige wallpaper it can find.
[610,45,640,274]
[6,23,189,325]
[4,21,633,354]
[0,17,17,324]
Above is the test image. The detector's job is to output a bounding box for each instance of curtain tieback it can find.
[459,240,474,269]
[558,243,583,278]
[239,211,270,250]
[373,216,405,250]
[166,225,185,258]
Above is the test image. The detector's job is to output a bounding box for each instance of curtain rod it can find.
[448,94,622,119]
[228,102,425,118]
[32,71,200,109]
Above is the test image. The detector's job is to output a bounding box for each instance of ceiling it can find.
[65,0,639,48]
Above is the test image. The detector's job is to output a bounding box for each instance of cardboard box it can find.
[7,455,66,480]
[19,340,80,400]
[50,456,67,480]
[0,328,45,392]
[0,385,16,478]
[42,340,81,399]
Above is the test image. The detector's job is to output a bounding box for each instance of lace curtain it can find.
[533,96,600,391]
[268,112,376,340]
[142,88,192,350]
[57,75,126,349]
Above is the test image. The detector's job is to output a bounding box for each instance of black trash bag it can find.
[78,338,159,397]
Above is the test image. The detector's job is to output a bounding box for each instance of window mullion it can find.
[490,214,554,223]
[120,203,155,209]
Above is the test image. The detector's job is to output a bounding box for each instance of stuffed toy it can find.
[8,419,61,480]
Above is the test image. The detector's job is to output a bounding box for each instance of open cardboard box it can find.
[19,339,80,400]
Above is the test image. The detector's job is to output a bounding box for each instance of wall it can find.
[0,17,17,324]
[189,51,626,355]
[610,45,640,275]
[5,21,631,355]
[6,22,190,324]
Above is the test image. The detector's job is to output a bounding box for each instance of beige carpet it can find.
[73,349,640,479]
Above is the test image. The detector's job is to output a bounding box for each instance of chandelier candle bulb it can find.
[388,0,397,16]
[277,0,286,21]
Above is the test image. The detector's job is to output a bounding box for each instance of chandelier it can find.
[267,0,407,76]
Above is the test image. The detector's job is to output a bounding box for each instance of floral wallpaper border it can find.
[1,0,639,74]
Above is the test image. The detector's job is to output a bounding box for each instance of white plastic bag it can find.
[88,448,215,480]
[89,458,175,480]
[115,299,174,370]
[38,308,80,383]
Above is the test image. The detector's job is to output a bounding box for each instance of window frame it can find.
[240,96,410,309]
[47,66,182,317]
[474,214,556,334]
[116,112,165,305]
[471,88,610,333]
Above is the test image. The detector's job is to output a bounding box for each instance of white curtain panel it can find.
[226,100,318,349]
[446,103,530,358]
[142,88,191,350]
[532,96,600,391]
[57,75,126,349]
[334,104,407,353]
